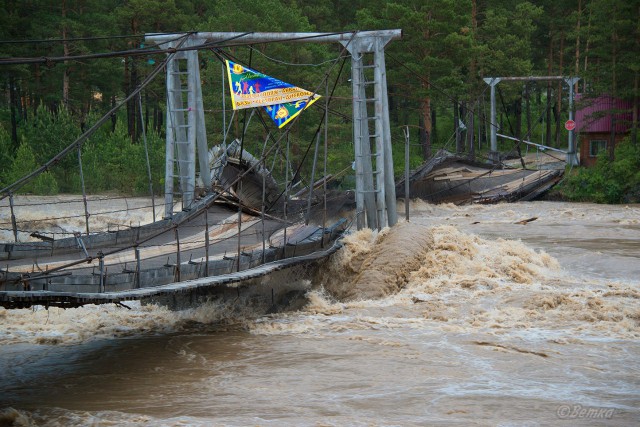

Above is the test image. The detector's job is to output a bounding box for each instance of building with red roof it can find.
[575,94,634,167]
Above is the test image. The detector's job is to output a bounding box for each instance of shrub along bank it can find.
[551,138,640,204]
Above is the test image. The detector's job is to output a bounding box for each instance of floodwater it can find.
[1,200,639,426]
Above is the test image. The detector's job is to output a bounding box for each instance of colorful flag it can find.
[225,60,320,128]
[263,96,320,129]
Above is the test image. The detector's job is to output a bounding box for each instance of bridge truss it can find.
[145,30,402,230]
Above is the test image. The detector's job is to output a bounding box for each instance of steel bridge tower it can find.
[146,31,401,229]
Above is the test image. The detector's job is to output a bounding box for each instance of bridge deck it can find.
[0,239,342,308]
[0,196,347,308]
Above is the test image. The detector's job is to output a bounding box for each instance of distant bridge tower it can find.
[483,76,580,166]
[146,31,401,229]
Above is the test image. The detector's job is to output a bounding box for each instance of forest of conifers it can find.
[1,0,638,202]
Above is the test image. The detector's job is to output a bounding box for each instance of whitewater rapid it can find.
[0,200,638,426]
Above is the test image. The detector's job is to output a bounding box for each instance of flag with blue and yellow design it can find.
[225,60,320,128]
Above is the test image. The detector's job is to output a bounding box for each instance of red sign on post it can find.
[565,119,576,131]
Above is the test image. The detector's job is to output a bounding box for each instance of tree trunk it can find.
[16,82,25,122]
[583,5,592,92]
[525,83,532,139]
[136,92,144,140]
[154,101,163,134]
[555,32,565,147]
[33,64,41,115]
[111,95,117,132]
[389,85,398,123]
[515,97,522,143]
[516,96,526,168]
[431,108,437,147]
[575,0,582,93]
[9,78,18,147]
[420,95,432,160]
[144,90,150,131]
[419,113,429,160]
[546,36,553,147]
[633,71,638,146]
[62,0,70,110]
[609,116,616,162]
[454,99,462,154]
[633,6,639,146]
[468,101,475,160]
[125,57,138,140]
[478,108,485,149]
[609,13,618,161]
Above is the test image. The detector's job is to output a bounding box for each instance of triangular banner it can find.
[264,96,320,129]
[225,60,320,128]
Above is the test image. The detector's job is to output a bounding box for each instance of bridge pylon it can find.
[162,38,211,218]
[341,35,398,230]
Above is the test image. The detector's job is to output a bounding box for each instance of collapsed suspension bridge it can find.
[0,30,403,310]
[0,30,571,310]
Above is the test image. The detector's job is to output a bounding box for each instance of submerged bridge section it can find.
[0,194,347,309]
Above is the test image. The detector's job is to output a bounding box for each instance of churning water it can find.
[0,200,638,426]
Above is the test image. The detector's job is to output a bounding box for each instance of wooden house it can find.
[576,95,634,167]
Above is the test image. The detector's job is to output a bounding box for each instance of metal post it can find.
[343,36,397,230]
[77,143,90,236]
[322,78,329,247]
[305,132,321,226]
[222,62,227,146]
[565,77,580,166]
[260,134,269,264]
[236,194,242,273]
[191,50,212,189]
[135,247,141,288]
[164,64,176,219]
[350,46,377,229]
[235,108,254,272]
[185,52,197,209]
[339,40,375,229]
[376,37,397,227]
[174,227,181,282]
[283,133,290,255]
[138,94,156,221]
[483,77,501,163]
[204,208,209,277]
[167,54,191,211]
[98,254,105,292]
[350,50,366,230]
[372,49,387,229]
[358,77,377,229]
[404,126,410,221]
[8,192,18,242]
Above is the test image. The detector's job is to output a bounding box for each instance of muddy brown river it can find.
[1,200,638,426]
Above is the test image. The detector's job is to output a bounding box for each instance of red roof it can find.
[575,94,634,134]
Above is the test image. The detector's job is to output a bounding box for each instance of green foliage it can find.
[21,106,79,191]
[0,0,638,204]
[0,125,14,187]
[5,142,59,195]
[478,2,543,78]
[1,108,164,196]
[81,119,165,195]
[555,139,640,203]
